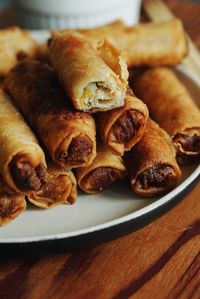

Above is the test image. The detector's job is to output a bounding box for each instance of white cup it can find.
[14,0,142,29]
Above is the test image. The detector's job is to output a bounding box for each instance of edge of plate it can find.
[1,159,199,244]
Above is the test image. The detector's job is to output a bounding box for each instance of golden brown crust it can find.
[0,26,37,77]
[123,19,187,67]
[76,144,127,194]
[64,19,187,67]
[0,89,47,193]
[27,163,77,208]
[124,119,181,197]
[97,93,148,156]
[4,61,96,170]
[134,67,200,163]
[49,31,128,112]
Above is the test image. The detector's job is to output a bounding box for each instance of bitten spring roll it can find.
[124,119,181,197]
[77,19,187,67]
[76,144,127,194]
[0,89,47,193]
[0,177,26,226]
[0,26,37,77]
[27,163,77,208]
[97,92,148,156]
[4,61,96,170]
[49,31,128,112]
[134,67,200,164]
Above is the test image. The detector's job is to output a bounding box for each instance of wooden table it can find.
[0,1,200,298]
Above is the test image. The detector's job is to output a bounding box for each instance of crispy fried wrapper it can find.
[65,19,187,68]
[134,67,200,164]
[4,61,96,170]
[0,26,37,77]
[124,119,181,197]
[76,144,127,194]
[97,92,148,156]
[36,42,51,64]
[49,31,128,112]
[0,89,47,193]
[27,163,77,208]
[0,177,26,227]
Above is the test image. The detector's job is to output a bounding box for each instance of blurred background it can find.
[0,0,199,29]
[0,0,142,29]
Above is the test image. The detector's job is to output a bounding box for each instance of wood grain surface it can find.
[0,1,200,299]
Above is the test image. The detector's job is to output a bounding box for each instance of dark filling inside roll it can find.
[16,51,29,61]
[0,192,22,217]
[82,167,123,192]
[59,135,92,165]
[176,151,200,164]
[10,155,47,191]
[138,164,174,189]
[173,133,200,153]
[36,175,69,201]
[111,110,144,143]
[0,195,14,217]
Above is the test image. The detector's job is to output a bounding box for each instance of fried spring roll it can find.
[134,67,200,164]
[0,89,47,193]
[27,163,77,208]
[124,119,181,197]
[4,61,96,169]
[77,19,187,67]
[0,26,37,77]
[76,144,127,194]
[97,93,148,156]
[36,42,51,64]
[49,31,128,112]
[0,177,26,226]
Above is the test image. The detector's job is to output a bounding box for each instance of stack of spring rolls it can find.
[0,18,199,227]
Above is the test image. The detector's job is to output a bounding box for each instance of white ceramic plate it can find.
[0,32,199,253]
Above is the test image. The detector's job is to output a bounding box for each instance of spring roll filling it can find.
[0,194,22,217]
[137,164,175,190]
[176,151,199,164]
[16,51,29,61]
[0,195,14,217]
[32,174,71,203]
[9,155,47,191]
[80,81,122,110]
[57,135,92,165]
[173,133,200,155]
[82,167,124,192]
[110,110,144,143]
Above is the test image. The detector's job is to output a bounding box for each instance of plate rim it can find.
[0,32,200,245]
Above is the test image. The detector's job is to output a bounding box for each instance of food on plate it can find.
[134,67,200,164]
[0,18,198,228]
[76,19,187,67]
[0,89,47,193]
[76,144,127,193]
[124,119,181,197]
[0,26,37,77]
[49,31,128,112]
[97,92,148,156]
[27,163,77,208]
[0,177,26,226]
[4,61,96,169]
